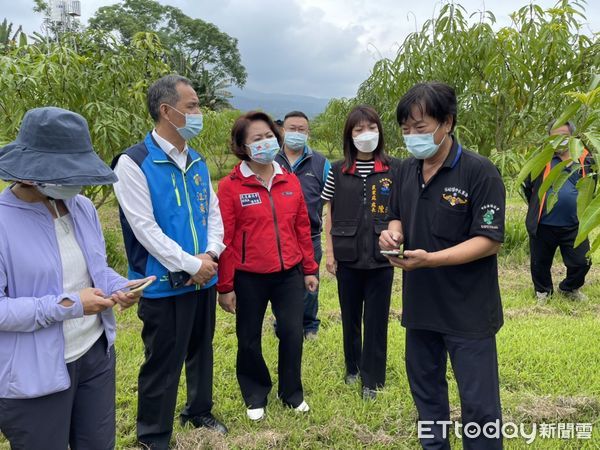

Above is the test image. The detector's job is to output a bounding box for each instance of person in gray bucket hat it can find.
[0,106,153,450]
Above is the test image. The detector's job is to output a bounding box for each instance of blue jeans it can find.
[303,235,322,334]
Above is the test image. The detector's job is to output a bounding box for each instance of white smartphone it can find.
[380,249,404,258]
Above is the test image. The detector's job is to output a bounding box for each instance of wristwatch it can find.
[206,251,219,263]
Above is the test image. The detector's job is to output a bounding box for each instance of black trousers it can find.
[336,264,393,389]
[136,288,216,449]
[406,329,502,450]
[234,266,305,409]
[0,334,115,450]
[529,224,591,294]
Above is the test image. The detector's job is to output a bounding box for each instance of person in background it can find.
[322,105,398,400]
[275,110,331,339]
[380,82,505,449]
[0,107,145,449]
[274,119,284,132]
[217,111,318,421]
[523,120,594,303]
[113,74,227,449]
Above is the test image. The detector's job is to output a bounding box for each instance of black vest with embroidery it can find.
[330,158,399,269]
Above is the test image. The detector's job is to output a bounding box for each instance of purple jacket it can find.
[0,188,128,399]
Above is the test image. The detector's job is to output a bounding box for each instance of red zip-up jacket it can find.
[217,162,318,294]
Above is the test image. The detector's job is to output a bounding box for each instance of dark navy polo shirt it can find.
[389,139,506,338]
[540,156,580,227]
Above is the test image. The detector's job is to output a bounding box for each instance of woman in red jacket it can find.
[217,111,319,421]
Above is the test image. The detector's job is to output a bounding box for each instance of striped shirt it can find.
[321,160,375,201]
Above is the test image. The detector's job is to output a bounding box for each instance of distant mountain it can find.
[229,87,330,120]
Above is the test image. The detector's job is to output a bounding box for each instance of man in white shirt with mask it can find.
[113,74,227,449]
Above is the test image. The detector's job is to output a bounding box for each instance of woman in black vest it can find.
[321,105,398,399]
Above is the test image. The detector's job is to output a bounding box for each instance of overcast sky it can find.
[4,0,599,99]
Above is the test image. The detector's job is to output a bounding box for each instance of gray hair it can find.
[547,119,575,135]
[147,74,193,122]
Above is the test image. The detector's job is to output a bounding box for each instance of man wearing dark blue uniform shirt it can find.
[276,111,331,339]
[380,82,505,450]
[523,121,594,302]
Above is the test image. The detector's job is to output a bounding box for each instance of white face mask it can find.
[36,184,82,200]
[353,131,379,153]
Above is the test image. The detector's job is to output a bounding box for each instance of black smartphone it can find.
[168,271,191,289]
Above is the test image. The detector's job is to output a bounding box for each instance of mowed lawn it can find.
[1,191,599,449]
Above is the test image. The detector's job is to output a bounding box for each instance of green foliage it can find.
[346,0,598,165]
[192,109,241,179]
[88,0,247,90]
[0,18,26,53]
[311,98,355,159]
[519,75,600,249]
[104,228,128,276]
[0,29,171,207]
[499,200,530,261]
[193,68,234,111]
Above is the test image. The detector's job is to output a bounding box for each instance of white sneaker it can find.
[535,291,549,304]
[294,400,310,412]
[246,407,265,421]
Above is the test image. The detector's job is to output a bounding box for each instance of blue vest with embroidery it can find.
[117,133,215,298]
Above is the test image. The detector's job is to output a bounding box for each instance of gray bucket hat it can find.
[0,106,117,185]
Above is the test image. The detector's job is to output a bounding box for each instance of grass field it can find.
[1,188,599,449]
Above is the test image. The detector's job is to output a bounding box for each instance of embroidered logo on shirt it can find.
[379,178,392,195]
[194,174,202,186]
[442,187,469,206]
[304,172,316,178]
[480,204,500,229]
[240,193,262,207]
[282,191,294,197]
[483,209,495,225]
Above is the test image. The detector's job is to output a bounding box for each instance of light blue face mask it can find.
[166,105,203,141]
[403,124,447,160]
[37,184,82,200]
[246,137,280,165]
[284,131,308,152]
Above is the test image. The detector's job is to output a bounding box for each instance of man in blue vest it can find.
[275,111,331,339]
[113,75,227,449]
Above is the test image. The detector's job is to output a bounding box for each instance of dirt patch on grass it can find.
[300,417,411,448]
[172,429,287,450]
[353,423,398,446]
[514,395,600,422]
[504,305,558,319]
[322,309,403,325]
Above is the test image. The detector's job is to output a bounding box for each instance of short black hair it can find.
[147,74,193,123]
[284,111,309,122]
[396,82,457,132]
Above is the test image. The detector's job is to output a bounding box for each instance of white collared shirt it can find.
[113,130,225,276]
[240,160,283,191]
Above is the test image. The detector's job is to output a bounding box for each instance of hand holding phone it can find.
[380,249,404,258]
[109,276,155,312]
[126,277,155,294]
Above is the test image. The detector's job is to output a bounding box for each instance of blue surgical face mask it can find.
[403,124,447,160]
[37,184,82,200]
[246,137,280,165]
[284,131,308,152]
[166,105,203,140]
